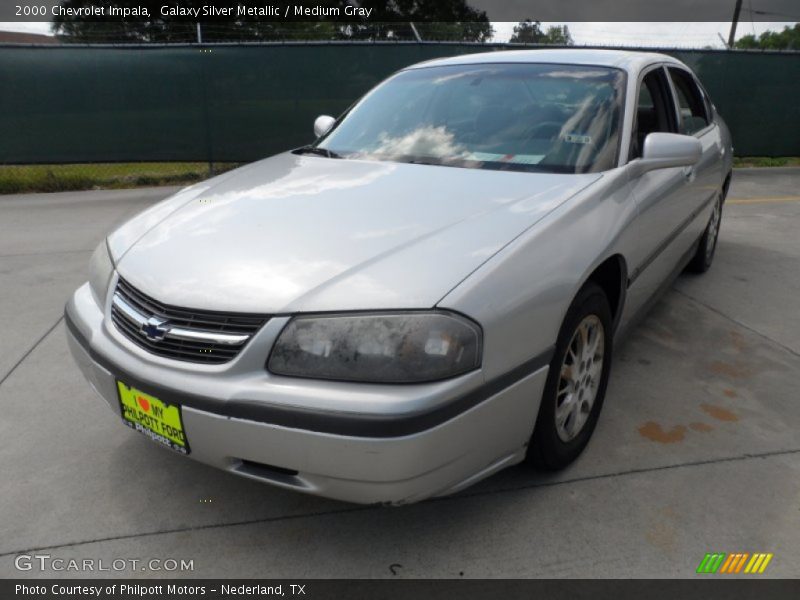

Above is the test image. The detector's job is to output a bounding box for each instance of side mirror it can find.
[631,132,702,176]
[313,115,336,138]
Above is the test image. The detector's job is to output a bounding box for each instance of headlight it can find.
[268,312,482,383]
[88,240,114,307]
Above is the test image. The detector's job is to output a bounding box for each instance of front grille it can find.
[111,278,269,364]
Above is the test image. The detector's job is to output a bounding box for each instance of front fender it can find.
[438,168,638,381]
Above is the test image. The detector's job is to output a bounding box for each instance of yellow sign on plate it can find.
[117,381,190,454]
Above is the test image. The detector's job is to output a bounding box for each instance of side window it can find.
[668,68,709,135]
[638,83,654,109]
[630,68,676,159]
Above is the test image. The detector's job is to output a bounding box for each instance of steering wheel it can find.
[521,121,563,142]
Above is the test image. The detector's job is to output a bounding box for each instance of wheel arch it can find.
[722,171,732,203]
[583,254,628,332]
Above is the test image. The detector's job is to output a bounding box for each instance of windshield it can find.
[316,63,626,174]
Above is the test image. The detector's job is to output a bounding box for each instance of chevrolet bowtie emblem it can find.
[141,316,170,341]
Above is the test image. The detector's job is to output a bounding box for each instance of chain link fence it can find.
[47,22,495,44]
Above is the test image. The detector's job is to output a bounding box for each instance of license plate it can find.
[117,381,190,454]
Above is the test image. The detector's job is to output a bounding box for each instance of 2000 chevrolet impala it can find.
[66,50,732,504]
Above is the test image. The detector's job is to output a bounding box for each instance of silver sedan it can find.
[66,49,733,504]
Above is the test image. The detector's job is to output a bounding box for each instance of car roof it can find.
[407,48,685,73]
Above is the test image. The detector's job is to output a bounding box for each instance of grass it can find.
[0,162,240,195]
[733,156,800,168]
[2,157,799,194]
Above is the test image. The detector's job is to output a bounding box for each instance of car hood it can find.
[111,153,600,313]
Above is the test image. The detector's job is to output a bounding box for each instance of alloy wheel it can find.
[555,314,605,442]
[706,197,722,262]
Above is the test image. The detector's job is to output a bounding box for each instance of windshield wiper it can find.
[406,159,442,166]
[294,146,342,159]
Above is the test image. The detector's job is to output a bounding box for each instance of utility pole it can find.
[727,0,743,48]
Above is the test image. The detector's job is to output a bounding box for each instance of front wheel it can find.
[527,282,613,470]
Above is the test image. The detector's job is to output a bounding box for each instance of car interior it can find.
[630,67,711,160]
[630,68,677,159]
[432,73,622,172]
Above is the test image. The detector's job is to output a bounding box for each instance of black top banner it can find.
[2,0,799,22]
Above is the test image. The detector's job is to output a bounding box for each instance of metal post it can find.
[409,22,422,42]
[196,22,203,44]
[727,0,743,48]
[198,39,214,177]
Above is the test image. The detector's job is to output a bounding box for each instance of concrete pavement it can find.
[1,171,798,578]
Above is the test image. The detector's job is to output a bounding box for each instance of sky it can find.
[0,20,795,48]
[495,21,792,47]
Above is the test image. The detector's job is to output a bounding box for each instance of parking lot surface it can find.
[1,169,799,578]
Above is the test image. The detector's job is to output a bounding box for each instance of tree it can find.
[509,20,573,45]
[734,24,800,50]
[51,0,493,43]
[347,0,493,42]
[543,25,573,45]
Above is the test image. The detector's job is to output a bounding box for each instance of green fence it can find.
[0,43,798,164]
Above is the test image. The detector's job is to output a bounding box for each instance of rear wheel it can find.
[528,282,613,470]
[687,192,722,273]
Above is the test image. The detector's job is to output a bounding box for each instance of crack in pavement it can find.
[673,288,800,359]
[0,315,64,389]
[3,445,799,558]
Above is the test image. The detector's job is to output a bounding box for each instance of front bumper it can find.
[65,280,549,504]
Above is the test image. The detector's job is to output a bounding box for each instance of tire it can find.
[527,282,613,470]
[686,192,722,273]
